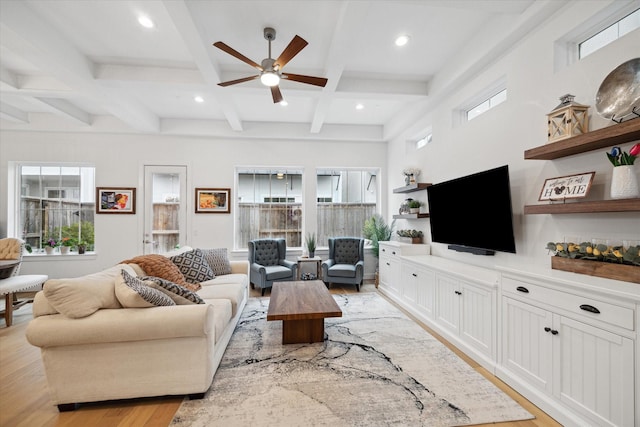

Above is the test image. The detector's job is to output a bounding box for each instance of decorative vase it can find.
[60,246,70,254]
[45,247,54,255]
[610,165,639,199]
[409,174,416,184]
[404,174,411,186]
[78,245,86,254]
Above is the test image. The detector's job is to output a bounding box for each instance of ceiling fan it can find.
[213,27,328,104]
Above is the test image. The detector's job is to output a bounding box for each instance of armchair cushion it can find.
[327,263,359,278]
[252,240,280,266]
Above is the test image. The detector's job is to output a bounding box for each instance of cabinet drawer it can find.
[503,278,634,331]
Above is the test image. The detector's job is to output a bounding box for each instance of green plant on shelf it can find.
[397,229,423,238]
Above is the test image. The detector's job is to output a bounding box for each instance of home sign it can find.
[538,172,595,201]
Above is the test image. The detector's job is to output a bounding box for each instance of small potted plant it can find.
[408,199,422,213]
[305,232,316,258]
[44,238,59,255]
[397,229,424,244]
[60,237,75,254]
[76,240,88,254]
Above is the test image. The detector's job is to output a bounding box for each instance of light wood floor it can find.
[0,283,561,427]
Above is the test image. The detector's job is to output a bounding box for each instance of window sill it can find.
[23,252,97,261]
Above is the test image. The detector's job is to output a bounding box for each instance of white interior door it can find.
[143,165,187,254]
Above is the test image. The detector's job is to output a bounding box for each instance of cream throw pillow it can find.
[43,264,135,318]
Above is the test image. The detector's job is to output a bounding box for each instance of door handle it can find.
[516,286,529,293]
[143,239,157,245]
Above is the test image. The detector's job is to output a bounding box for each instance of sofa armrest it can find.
[229,260,249,275]
[26,304,214,348]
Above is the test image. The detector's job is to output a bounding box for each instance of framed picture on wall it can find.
[96,187,136,214]
[195,188,230,213]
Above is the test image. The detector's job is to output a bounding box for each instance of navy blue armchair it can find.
[322,237,365,291]
[248,238,297,296]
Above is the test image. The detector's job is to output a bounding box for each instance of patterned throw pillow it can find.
[141,276,205,305]
[116,270,175,308]
[120,254,200,291]
[169,249,215,285]
[201,248,232,276]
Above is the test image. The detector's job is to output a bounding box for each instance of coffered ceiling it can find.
[0,0,557,142]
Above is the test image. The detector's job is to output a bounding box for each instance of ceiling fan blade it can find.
[213,42,263,71]
[218,75,260,87]
[282,73,328,87]
[274,35,308,69]
[270,85,284,104]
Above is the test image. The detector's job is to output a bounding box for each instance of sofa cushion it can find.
[197,283,246,317]
[169,249,215,284]
[201,248,232,276]
[120,254,200,292]
[141,276,205,305]
[42,264,131,318]
[116,270,176,308]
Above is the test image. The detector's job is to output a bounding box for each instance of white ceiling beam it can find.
[162,0,243,131]
[310,1,372,133]
[0,1,159,132]
[0,66,18,90]
[0,101,28,123]
[96,64,205,85]
[35,97,91,125]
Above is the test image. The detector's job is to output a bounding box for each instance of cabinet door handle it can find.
[454,290,462,295]
[392,251,396,255]
[382,248,386,253]
[551,330,559,335]
[516,286,529,293]
[412,273,417,277]
[580,304,600,314]
[544,327,551,332]
[386,262,390,266]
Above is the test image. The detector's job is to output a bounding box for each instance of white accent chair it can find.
[0,238,48,326]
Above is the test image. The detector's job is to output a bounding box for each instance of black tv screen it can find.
[427,165,516,255]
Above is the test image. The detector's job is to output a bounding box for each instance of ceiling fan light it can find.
[260,72,280,87]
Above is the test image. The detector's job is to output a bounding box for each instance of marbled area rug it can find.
[171,293,533,427]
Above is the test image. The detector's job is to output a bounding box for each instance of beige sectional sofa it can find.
[25,247,248,411]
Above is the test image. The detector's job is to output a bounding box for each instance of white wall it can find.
[387,1,640,272]
[0,133,387,278]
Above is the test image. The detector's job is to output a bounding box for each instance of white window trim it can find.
[454,76,507,127]
[553,3,639,72]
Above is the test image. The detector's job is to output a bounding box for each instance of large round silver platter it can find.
[595,58,640,121]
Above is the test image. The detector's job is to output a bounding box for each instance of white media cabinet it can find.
[377,241,640,427]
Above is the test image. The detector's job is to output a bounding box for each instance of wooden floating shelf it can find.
[393,183,432,193]
[551,257,640,284]
[524,118,640,160]
[524,198,640,214]
[393,213,430,219]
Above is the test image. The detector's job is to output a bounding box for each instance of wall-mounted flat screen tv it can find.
[427,165,516,255]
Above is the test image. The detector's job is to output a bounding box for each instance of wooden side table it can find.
[296,256,322,280]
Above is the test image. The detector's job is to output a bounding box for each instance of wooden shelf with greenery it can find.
[393,183,432,193]
[524,198,640,214]
[524,118,640,160]
[393,213,430,219]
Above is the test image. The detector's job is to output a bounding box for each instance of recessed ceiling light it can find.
[194,96,204,103]
[279,100,288,106]
[356,103,364,110]
[138,15,154,29]
[395,35,410,47]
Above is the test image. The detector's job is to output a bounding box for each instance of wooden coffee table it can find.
[267,280,342,344]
